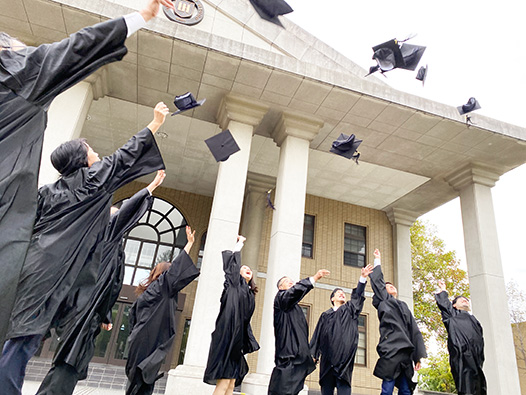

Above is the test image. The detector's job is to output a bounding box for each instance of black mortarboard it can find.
[330,133,362,163]
[205,129,240,162]
[399,43,426,71]
[416,65,428,85]
[371,39,405,73]
[457,97,481,115]
[249,0,293,22]
[171,92,206,115]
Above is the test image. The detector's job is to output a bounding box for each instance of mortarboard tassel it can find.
[465,115,476,128]
[352,151,361,165]
[266,189,276,210]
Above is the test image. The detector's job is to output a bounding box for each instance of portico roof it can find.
[3,0,526,215]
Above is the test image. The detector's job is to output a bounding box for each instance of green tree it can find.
[411,219,470,350]
[418,352,457,393]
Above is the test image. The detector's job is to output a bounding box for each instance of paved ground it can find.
[23,381,123,395]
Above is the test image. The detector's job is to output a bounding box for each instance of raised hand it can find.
[140,0,175,22]
[361,264,373,278]
[438,280,446,292]
[184,226,195,254]
[148,102,170,134]
[373,248,381,260]
[313,269,330,282]
[147,170,166,194]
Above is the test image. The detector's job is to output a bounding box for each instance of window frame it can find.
[302,214,315,259]
[343,222,367,268]
[355,313,367,367]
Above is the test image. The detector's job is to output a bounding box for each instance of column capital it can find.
[386,207,419,227]
[84,68,109,100]
[445,162,505,191]
[216,93,269,130]
[271,109,324,147]
[246,172,276,195]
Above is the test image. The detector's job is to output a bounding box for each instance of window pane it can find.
[124,239,140,265]
[129,225,158,241]
[123,266,134,285]
[302,244,313,258]
[156,244,173,264]
[138,242,156,268]
[114,305,132,360]
[93,304,120,357]
[133,268,150,286]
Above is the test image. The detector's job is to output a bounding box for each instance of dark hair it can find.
[50,138,89,176]
[248,277,259,294]
[330,287,344,306]
[135,261,171,295]
[452,295,468,306]
[385,281,393,286]
[277,276,288,289]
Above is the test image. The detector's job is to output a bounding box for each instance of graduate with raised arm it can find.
[268,269,330,395]
[204,236,260,395]
[370,249,427,395]
[0,0,175,348]
[435,280,486,395]
[0,103,167,395]
[310,264,373,395]
[36,170,166,395]
[126,226,200,395]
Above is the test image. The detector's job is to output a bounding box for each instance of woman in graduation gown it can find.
[203,236,260,395]
[126,226,200,395]
[0,103,167,395]
[0,0,175,348]
[36,171,166,395]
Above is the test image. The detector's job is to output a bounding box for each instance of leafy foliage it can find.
[418,352,457,393]
[411,220,470,350]
[507,280,526,368]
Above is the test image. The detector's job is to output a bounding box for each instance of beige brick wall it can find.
[115,185,394,393]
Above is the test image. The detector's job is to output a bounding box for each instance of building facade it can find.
[2,0,526,393]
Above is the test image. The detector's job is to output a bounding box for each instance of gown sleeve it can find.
[221,250,242,286]
[276,278,313,311]
[309,312,325,361]
[86,128,165,194]
[161,250,200,297]
[106,188,152,243]
[349,280,366,317]
[435,290,454,321]
[370,265,391,308]
[0,18,128,107]
[409,308,428,362]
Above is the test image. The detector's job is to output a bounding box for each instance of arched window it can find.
[121,197,188,286]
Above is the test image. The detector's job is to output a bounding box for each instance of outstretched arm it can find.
[435,280,454,320]
[369,249,390,305]
[183,226,195,255]
[147,102,170,134]
[146,170,166,194]
[350,264,373,313]
[278,269,330,311]
[140,0,175,22]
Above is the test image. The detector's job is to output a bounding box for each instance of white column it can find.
[38,81,94,186]
[167,94,268,395]
[446,163,521,395]
[386,208,418,311]
[243,110,323,395]
[241,172,275,269]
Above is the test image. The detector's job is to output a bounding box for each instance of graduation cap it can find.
[457,97,481,115]
[416,65,428,85]
[366,39,426,77]
[171,92,206,116]
[249,0,293,26]
[399,43,426,70]
[330,133,362,163]
[205,129,240,162]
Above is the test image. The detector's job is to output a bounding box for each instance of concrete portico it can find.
[3,0,526,393]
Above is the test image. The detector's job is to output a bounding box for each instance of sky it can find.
[285,0,526,288]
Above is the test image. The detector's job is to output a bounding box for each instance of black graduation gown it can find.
[7,128,164,340]
[436,291,487,395]
[370,266,427,391]
[203,251,260,387]
[126,250,200,392]
[269,278,316,395]
[0,17,129,345]
[51,188,153,380]
[309,281,366,387]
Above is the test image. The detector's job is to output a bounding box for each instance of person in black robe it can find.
[268,268,330,395]
[126,226,200,395]
[0,103,168,395]
[435,280,487,395]
[310,264,373,395]
[370,249,427,395]
[203,235,260,394]
[0,0,175,348]
[35,170,166,395]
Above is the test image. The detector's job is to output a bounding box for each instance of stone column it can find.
[167,94,268,395]
[243,110,323,395]
[445,162,521,395]
[38,81,94,186]
[386,208,418,310]
[240,172,275,269]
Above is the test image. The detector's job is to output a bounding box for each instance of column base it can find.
[241,373,308,395]
[165,365,213,395]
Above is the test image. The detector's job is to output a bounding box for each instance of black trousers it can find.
[36,362,79,395]
[320,372,352,395]
[126,374,155,395]
[0,335,43,395]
